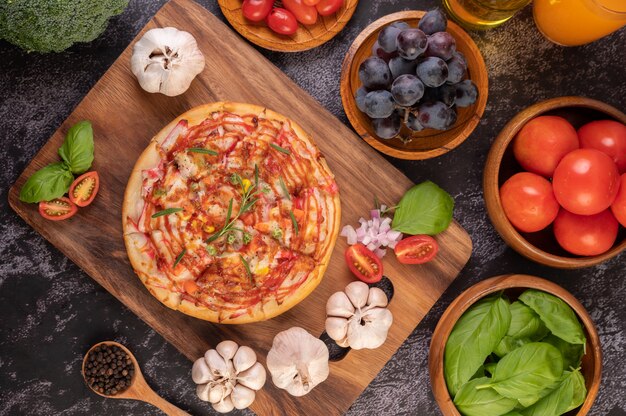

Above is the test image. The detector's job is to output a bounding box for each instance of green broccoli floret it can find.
[0,0,129,53]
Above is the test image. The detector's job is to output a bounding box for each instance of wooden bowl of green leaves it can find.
[429,274,601,416]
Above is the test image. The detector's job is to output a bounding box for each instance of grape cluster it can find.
[356,9,479,140]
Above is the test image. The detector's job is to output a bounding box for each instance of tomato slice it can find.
[394,235,439,264]
[345,243,383,283]
[69,171,100,207]
[39,197,77,221]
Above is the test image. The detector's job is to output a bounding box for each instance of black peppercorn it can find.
[84,344,135,396]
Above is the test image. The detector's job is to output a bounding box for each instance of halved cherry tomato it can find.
[394,235,439,264]
[553,208,618,256]
[345,243,383,283]
[500,172,559,233]
[611,174,626,227]
[39,197,77,221]
[69,171,100,207]
[303,0,321,5]
[283,0,318,25]
[266,8,299,35]
[578,120,626,173]
[315,0,344,16]
[242,0,273,22]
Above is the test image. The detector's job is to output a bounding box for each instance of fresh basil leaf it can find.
[520,370,586,416]
[454,377,517,416]
[392,180,454,235]
[542,334,584,371]
[19,162,73,203]
[517,377,562,408]
[484,362,497,376]
[470,365,485,380]
[58,120,94,174]
[502,412,524,416]
[481,342,563,399]
[494,336,531,358]
[444,296,511,396]
[507,301,549,340]
[519,290,586,346]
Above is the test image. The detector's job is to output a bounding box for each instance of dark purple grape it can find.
[415,57,448,88]
[446,51,467,84]
[418,8,447,35]
[406,112,424,132]
[372,111,402,139]
[391,74,424,107]
[455,80,478,107]
[371,41,398,62]
[378,25,402,53]
[355,87,368,112]
[421,87,439,103]
[397,29,427,60]
[359,57,393,90]
[417,101,457,130]
[391,21,410,30]
[364,90,395,118]
[388,56,417,79]
[421,85,456,106]
[425,32,456,60]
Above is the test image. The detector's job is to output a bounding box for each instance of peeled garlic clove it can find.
[233,345,257,374]
[326,291,355,318]
[196,383,210,401]
[231,384,256,410]
[367,287,389,308]
[237,362,267,391]
[345,281,370,308]
[212,396,235,413]
[325,316,349,341]
[191,357,212,384]
[205,349,228,377]
[216,340,239,361]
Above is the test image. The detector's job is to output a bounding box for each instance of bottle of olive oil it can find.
[442,0,531,30]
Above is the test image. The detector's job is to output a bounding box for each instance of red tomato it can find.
[578,120,626,173]
[39,197,77,221]
[499,172,560,233]
[303,0,320,5]
[394,235,439,264]
[266,8,298,35]
[611,174,626,227]
[283,0,318,25]
[315,0,344,16]
[552,149,620,215]
[345,243,383,283]
[69,171,100,207]
[513,116,579,177]
[242,0,273,22]
[553,209,618,256]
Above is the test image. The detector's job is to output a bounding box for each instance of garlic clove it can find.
[212,396,235,413]
[205,349,228,378]
[231,384,256,410]
[325,316,349,341]
[345,281,370,309]
[326,291,355,318]
[233,345,257,374]
[216,340,239,361]
[336,337,351,348]
[237,362,267,391]
[196,383,211,402]
[191,357,212,384]
[367,287,389,308]
[347,307,393,350]
[208,382,233,404]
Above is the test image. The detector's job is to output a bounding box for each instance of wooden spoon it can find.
[82,341,190,416]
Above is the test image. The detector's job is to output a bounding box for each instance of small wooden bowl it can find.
[340,11,488,160]
[217,0,359,52]
[483,96,626,269]
[429,274,602,416]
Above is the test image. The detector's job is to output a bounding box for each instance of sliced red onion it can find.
[340,208,403,258]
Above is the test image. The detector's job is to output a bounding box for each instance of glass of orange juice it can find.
[533,0,626,46]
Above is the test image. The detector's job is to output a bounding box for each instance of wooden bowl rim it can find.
[428,274,602,416]
[217,0,359,52]
[483,96,626,269]
[339,10,488,160]
[82,341,141,399]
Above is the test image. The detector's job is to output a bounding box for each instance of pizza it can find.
[122,102,340,324]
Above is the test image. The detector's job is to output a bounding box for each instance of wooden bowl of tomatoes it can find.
[217,0,358,52]
[484,96,626,269]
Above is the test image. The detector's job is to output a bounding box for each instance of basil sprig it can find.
[392,180,454,235]
[58,120,94,174]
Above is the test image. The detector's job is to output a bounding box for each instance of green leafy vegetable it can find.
[444,296,511,396]
[484,362,497,376]
[507,301,549,340]
[289,210,299,235]
[519,290,586,346]
[502,412,524,416]
[520,370,586,416]
[152,207,183,218]
[453,377,518,416]
[19,162,74,203]
[173,248,186,267]
[270,143,291,155]
[494,336,531,358]
[188,147,218,155]
[58,120,95,174]
[279,177,291,200]
[392,181,454,235]
[240,255,252,283]
[542,334,584,371]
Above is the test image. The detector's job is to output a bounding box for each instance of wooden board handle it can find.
[141,387,190,416]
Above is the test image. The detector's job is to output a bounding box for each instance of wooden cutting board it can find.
[8,1,472,414]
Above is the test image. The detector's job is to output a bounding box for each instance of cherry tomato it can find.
[394,235,439,264]
[500,172,559,233]
[513,116,579,177]
[39,197,78,221]
[553,208,618,256]
[242,0,273,22]
[315,0,344,16]
[303,0,321,5]
[611,174,626,227]
[69,171,100,207]
[283,0,318,25]
[345,243,383,283]
[266,8,298,35]
[578,120,626,173]
[552,149,620,215]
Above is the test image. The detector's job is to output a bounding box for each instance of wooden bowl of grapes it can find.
[340,10,488,160]
[429,274,602,416]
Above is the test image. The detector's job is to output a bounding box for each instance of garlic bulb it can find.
[325,281,393,350]
[191,340,266,413]
[131,27,205,97]
[266,327,329,397]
